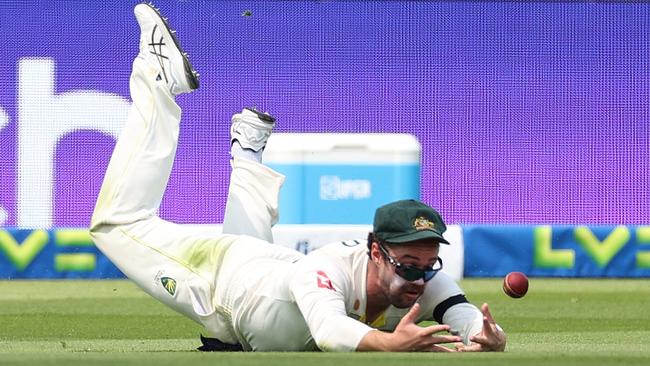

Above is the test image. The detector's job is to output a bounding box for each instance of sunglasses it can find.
[377,243,443,282]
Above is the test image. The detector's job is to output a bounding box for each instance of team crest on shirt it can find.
[414,216,435,231]
[161,277,177,296]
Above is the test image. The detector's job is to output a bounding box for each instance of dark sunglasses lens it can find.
[423,270,436,282]
[397,267,425,282]
[397,266,437,282]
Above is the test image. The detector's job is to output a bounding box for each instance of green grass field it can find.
[1,279,649,366]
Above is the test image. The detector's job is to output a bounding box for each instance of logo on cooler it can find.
[320,176,371,200]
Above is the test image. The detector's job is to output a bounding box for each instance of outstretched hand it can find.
[455,303,506,352]
[388,303,462,352]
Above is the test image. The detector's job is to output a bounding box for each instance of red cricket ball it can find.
[503,271,529,298]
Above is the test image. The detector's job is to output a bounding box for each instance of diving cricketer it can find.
[89,3,506,353]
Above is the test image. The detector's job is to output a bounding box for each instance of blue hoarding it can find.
[464,225,650,277]
[4,225,650,279]
[0,228,122,279]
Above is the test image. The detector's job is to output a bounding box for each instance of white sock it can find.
[231,140,263,163]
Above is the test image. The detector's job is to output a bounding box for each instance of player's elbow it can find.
[311,323,365,352]
[315,338,348,352]
[309,326,341,352]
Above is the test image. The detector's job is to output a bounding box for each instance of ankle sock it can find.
[231,140,263,163]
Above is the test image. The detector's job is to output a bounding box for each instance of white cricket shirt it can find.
[204,237,483,351]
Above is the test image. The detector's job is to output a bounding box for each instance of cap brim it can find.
[385,230,450,245]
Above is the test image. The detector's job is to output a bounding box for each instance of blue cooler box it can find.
[264,134,421,224]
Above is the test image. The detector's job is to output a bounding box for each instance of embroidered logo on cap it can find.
[413,216,435,231]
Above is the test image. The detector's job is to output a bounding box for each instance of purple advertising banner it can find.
[0,1,648,229]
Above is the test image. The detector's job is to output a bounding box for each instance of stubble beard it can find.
[387,273,424,309]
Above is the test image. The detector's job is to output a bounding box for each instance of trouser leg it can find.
[222,157,285,242]
[89,57,232,326]
[90,57,181,229]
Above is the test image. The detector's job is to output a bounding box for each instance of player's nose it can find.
[410,278,425,286]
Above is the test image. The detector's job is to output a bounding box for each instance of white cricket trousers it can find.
[89,56,290,331]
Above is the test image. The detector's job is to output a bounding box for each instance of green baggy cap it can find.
[373,199,449,245]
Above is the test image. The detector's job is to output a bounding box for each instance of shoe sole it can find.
[138,3,200,90]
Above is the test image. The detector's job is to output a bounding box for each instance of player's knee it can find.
[88,223,110,248]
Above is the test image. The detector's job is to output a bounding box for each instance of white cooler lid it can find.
[264,133,421,164]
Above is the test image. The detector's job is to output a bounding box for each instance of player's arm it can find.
[423,272,506,352]
[357,303,460,352]
[290,259,460,352]
[451,303,506,352]
[289,262,373,352]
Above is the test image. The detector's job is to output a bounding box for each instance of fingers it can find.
[456,343,484,352]
[430,345,456,353]
[396,304,468,351]
[404,324,461,351]
[482,315,496,337]
[421,325,461,344]
[431,334,463,344]
[463,305,506,352]
[454,342,464,351]
[420,323,450,335]
[481,303,496,324]
[409,344,456,352]
[470,329,506,352]
[406,337,460,352]
[470,317,494,345]
[480,303,498,338]
[400,303,420,324]
[470,334,489,345]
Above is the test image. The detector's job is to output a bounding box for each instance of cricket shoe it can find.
[134,3,199,95]
[230,108,276,152]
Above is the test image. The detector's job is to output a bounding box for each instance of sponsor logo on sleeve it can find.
[316,270,335,291]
